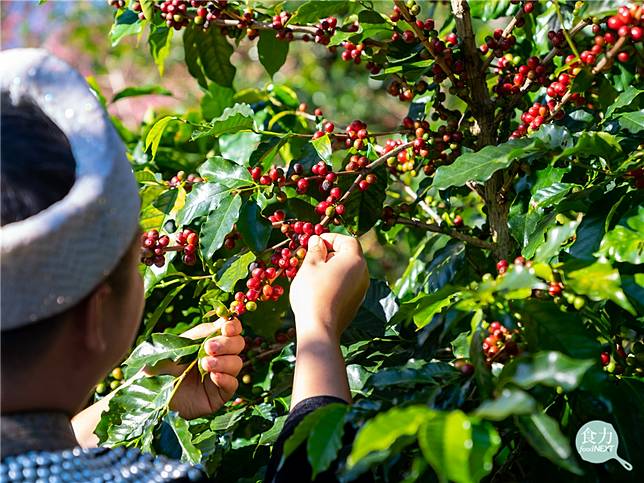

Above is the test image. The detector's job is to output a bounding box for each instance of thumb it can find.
[303,235,327,265]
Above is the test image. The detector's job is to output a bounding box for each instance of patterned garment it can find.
[0,412,205,482]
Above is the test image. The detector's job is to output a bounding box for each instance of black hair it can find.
[1,90,76,226]
[1,91,78,370]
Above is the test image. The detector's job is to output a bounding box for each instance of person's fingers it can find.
[180,317,241,340]
[319,233,363,255]
[204,335,245,356]
[302,235,327,265]
[201,355,243,375]
[209,372,239,402]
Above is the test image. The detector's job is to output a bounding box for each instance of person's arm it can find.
[264,233,369,482]
[72,317,245,447]
[289,233,369,407]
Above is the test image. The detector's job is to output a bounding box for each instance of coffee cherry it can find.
[496,259,509,274]
[600,351,610,366]
[453,215,463,227]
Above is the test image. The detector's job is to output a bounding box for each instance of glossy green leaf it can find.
[215,250,255,292]
[124,333,200,377]
[165,411,202,464]
[339,165,388,234]
[556,131,622,161]
[183,26,235,88]
[500,351,594,392]
[516,413,583,474]
[433,138,543,189]
[311,134,333,163]
[474,388,537,421]
[200,195,242,259]
[112,85,172,103]
[368,362,457,388]
[417,410,501,483]
[148,25,173,76]
[307,404,349,478]
[191,104,254,140]
[237,197,272,253]
[618,110,644,133]
[565,260,635,314]
[604,86,643,119]
[145,116,178,161]
[110,9,141,47]
[257,30,289,77]
[598,206,643,265]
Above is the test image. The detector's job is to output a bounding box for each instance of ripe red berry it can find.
[297,178,309,193]
[358,180,369,191]
[617,51,629,63]
[600,351,610,366]
[496,259,509,274]
[453,215,463,227]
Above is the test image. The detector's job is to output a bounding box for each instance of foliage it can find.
[93,1,643,482]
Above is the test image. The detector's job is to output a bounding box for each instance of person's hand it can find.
[146,317,244,419]
[289,233,369,343]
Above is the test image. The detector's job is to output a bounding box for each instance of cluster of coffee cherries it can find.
[340,41,364,64]
[227,264,285,315]
[95,367,124,397]
[387,79,428,102]
[140,228,199,267]
[250,165,287,187]
[482,321,520,365]
[494,55,550,96]
[158,0,192,29]
[175,228,199,265]
[582,7,643,66]
[275,211,330,249]
[481,28,518,57]
[167,171,204,192]
[344,120,369,150]
[141,230,171,267]
[109,0,126,9]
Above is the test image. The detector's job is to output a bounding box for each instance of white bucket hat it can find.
[0,49,140,330]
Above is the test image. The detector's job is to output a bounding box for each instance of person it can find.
[0,49,369,482]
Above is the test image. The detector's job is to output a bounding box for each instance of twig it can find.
[320,141,414,226]
[395,217,495,250]
[402,185,443,224]
[393,0,472,104]
[481,7,525,72]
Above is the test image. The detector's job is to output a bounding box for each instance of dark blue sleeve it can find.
[263,396,349,483]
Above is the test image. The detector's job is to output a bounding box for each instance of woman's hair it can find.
[1,91,77,226]
[1,91,134,368]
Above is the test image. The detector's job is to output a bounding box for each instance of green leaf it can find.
[516,413,583,474]
[191,103,255,140]
[200,195,242,259]
[604,86,643,119]
[139,0,154,22]
[570,68,593,94]
[124,333,200,378]
[618,110,644,133]
[339,165,388,234]
[564,260,635,314]
[112,85,172,103]
[533,220,579,263]
[556,131,622,161]
[433,138,543,189]
[149,25,173,76]
[348,405,431,466]
[97,375,175,451]
[237,197,272,253]
[311,134,333,163]
[198,156,253,186]
[412,289,459,329]
[215,250,255,292]
[110,9,142,47]
[183,26,236,88]
[307,404,349,478]
[176,183,228,226]
[598,206,643,265]
[145,116,178,161]
[139,283,186,340]
[521,300,601,359]
[165,411,202,464]
[500,351,594,392]
[367,362,457,388]
[417,410,501,483]
[257,30,289,77]
[201,84,235,121]
[474,388,537,421]
[343,279,397,344]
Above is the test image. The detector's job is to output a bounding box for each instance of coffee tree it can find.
[95,0,643,481]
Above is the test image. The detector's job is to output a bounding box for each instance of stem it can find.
[395,217,494,250]
[393,0,471,104]
[166,358,198,409]
[320,141,414,226]
[402,185,443,224]
[481,6,525,72]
